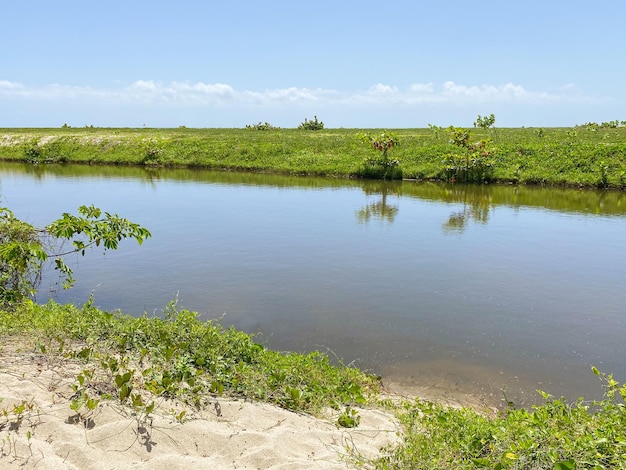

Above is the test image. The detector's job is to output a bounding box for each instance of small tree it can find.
[474,113,497,140]
[358,130,401,180]
[0,205,151,307]
[442,127,495,183]
[474,113,496,130]
[298,115,324,130]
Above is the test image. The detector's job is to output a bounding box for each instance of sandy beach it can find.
[0,339,401,469]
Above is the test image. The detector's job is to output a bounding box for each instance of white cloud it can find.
[409,83,435,94]
[0,81,613,128]
[438,81,551,102]
[0,80,25,90]
[368,84,399,95]
[0,79,601,110]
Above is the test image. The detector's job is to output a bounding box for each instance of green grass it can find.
[0,299,377,416]
[1,126,625,188]
[372,374,626,469]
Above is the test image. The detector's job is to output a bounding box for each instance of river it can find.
[1,162,625,407]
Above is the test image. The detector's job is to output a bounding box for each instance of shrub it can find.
[474,113,496,130]
[0,205,150,308]
[298,115,324,131]
[442,127,495,183]
[357,131,402,180]
[245,122,279,131]
[374,368,626,469]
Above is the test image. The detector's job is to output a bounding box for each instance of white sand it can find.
[0,340,401,469]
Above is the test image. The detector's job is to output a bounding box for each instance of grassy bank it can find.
[1,126,625,188]
[2,301,625,468]
[0,300,377,418]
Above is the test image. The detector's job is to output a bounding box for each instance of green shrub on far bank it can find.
[442,127,495,183]
[246,122,280,131]
[357,130,402,180]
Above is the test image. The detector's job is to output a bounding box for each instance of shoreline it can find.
[1,126,625,189]
[1,337,400,469]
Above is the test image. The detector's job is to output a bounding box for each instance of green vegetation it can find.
[2,300,625,468]
[245,121,280,131]
[443,127,495,183]
[0,299,377,421]
[0,205,150,307]
[298,115,325,130]
[358,130,402,179]
[373,368,626,469]
[1,122,626,187]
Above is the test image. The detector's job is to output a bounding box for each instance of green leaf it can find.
[86,397,99,411]
[554,461,575,470]
[471,458,491,467]
[118,383,132,401]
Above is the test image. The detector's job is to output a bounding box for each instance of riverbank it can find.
[0,337,399,469]
[1,126,625,188]
[0,300,396,468]
[2,301,625,468]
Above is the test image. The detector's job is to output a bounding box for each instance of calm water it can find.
[2,162,625,406]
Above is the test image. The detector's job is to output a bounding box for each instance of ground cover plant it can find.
[0,299,378,418]
[370,368,626,469]
[1,121,625,187]
[1,300,626,468]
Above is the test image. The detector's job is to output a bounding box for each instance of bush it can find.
[357,131,402,180]
[0,205,150,308]
[298,115,324,131]
[245,122,279,131]
[0,209,45,305]
[442,127,495,183]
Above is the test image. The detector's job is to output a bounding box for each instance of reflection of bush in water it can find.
[442,204,490,234]
[357,182,401,224]
[397,182,626,217]
[356,200,399,224]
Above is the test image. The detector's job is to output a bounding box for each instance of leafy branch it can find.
[0,205,151,305]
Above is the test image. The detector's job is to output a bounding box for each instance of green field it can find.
[1,125,625,188]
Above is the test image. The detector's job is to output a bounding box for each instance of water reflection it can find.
[1,162,624,218]
[441,186,492,234]
[356,182,400,224]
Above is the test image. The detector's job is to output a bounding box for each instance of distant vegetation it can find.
[1,117,625,188]
[297,115,325,130]
[245,121,280,131]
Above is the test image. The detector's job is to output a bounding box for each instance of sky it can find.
[1,0,624,128]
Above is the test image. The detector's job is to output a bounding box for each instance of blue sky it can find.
[1,0,624,128]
